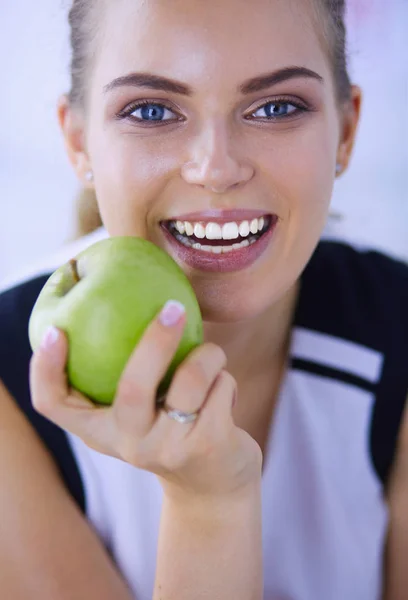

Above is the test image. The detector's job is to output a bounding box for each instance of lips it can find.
[160,213,278,273]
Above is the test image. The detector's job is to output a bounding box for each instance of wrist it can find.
[160,478,262,525]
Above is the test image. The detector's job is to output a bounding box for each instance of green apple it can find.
[29,236,203,405]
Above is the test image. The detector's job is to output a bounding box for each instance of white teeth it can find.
[184,222,194,236]
[176,237,255,253]
[238,221,250,237]
[222,222,239,240]
[194,223,206,239]
[194,239,252,254]
[170,216,270,255]
[250,219,259,235]
[173,216,268,240]
[232,239,250,250]
[175,221,185,234]
[205,222,223,240]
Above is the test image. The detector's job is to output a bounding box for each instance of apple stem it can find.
[69,259,81,283]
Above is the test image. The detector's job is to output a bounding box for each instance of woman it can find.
[0,1,407,598]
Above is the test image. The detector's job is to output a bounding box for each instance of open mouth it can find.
[162,215,274,255]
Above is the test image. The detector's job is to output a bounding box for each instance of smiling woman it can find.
[0,1,408,600]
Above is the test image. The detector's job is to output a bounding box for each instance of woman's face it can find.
[63,0,360,322]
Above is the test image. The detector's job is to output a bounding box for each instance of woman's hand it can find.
[29,301,262,502]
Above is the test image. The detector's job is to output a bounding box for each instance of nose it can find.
[181,121,254,193]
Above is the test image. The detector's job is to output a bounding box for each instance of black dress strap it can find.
[295,241,408,487]
[0,273,86,513]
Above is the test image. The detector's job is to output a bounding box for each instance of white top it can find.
[67,326,387,600]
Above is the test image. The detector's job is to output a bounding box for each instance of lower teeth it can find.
[172,232,261,253]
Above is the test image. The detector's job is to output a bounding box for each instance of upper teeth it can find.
[173,217,266,240]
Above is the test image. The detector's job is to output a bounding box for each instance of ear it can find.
[336,85,363,176]
[57,95,93,188]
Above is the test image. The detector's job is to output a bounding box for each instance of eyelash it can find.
[246,96,310,121]
[116,96,310,125]
[116,100,183,125]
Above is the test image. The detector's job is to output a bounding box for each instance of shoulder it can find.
[298,240,408,487]
[0,271,52,320]
[299,239,408,350]
[0,272,87,513]
[312,239,408,294]
[0,272,53,369]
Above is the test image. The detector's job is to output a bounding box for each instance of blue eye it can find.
[252,101,299,119]
[128,103,177,122]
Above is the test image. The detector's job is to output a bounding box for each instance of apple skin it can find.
[28,236,203,405]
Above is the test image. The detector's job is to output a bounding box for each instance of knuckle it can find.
[206,343,227,367]
[219,370,236,390]
[116,376,148,406]
[209,369,236,398]
[175,360,208,389]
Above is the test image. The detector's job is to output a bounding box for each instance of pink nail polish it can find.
[159,300,186,327]
[41,326,60,351]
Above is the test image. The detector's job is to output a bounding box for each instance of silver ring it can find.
[162,403,200,424]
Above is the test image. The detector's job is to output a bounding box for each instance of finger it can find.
[30,327,112,449]
[113,300,187,437]
[164,343,227,416]
[190,369,236,442]
[151,343,227,447]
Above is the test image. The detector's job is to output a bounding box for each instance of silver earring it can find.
[85,171,94,182]
[328,210,344,222]
[335,163,342,175]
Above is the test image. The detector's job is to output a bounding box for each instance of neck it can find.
[202,280,300,386]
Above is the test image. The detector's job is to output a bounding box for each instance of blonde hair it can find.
[68,0,351,107]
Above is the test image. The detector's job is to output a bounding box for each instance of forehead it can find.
[95,0,330,92]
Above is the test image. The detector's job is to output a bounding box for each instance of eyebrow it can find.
[104,72,193,95]
[103,66,323,96]
[239,66,324,94]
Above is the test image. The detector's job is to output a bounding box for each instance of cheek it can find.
[247,117,339,305]
[87,129,182,235]
[257,117,338,242]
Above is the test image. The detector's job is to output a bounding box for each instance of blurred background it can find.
[0,0,407,289]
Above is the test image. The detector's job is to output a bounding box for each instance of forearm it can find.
[153,483,263,600]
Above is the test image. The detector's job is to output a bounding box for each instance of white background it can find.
[0,0,407,287]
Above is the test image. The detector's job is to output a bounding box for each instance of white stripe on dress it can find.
[291,327,384,383]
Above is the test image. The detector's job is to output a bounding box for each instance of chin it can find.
[197,286,274,324]
[195,264,299,326]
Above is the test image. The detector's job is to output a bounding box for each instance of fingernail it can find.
[159,300,186,327]
[41,326,60,351]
